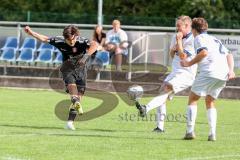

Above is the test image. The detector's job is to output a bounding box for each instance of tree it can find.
[0,0,239,28]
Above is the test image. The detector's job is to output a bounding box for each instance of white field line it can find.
[229,132,240,135]
[0,133,40,137]
[1,156,30,160]
[176,154,240,160]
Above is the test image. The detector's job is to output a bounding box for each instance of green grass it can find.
[0,88,240,160]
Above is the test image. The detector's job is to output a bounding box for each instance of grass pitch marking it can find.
[178,154,240,160]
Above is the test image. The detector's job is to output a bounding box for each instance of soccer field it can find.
[0,88,240,160]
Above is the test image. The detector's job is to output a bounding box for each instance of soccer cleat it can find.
[183,132,196,140]
[152,127,165,133]
[69,103,74,110]
[74,101,83,115]
[135,101,146,117]
[65,121,76,131]
[208,134,216,141]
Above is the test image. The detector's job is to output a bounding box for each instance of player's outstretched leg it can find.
[135,101,146,117]
[135,93,169,119]
[145,93,169,113]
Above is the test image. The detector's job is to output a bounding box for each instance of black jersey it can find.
[48,36,90,62]
[95,32,106,44]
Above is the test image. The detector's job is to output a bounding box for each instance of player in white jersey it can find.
[135,16,197,132]
[181,17,235,141]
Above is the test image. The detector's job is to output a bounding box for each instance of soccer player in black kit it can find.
[25,25,98,130]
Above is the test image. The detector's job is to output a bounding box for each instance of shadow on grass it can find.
[0,124,185,141]
[0,124,64,130]
[0,123,232,142]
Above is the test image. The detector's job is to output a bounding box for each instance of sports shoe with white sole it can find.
[74,101,83,115]
[183,132,196,140]
[208,134,216,141]
[65,121,76,131]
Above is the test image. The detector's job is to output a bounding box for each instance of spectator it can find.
[93,25,106,51]
[105,19,128,71]
[90,25,108,70]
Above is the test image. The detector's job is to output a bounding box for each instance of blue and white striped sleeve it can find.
[194,36,208,54]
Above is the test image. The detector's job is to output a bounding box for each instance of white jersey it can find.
[194,33,229,80]
[170,33,197,76]
[106,29,128,45]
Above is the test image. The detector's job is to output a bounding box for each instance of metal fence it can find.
[0,21,240,81]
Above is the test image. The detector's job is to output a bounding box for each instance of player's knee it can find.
[115,48,122,54]
[162,84,172,93]
[77,87,85,95]
[188,92,200,105]
[205,96,215,108]
[71,96,80,104]
[190,92,200,101]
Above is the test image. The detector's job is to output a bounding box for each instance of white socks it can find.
[186,105,197,133]
[67,120,74,126]
[207,107,217,136]
[156,103,166,130]
[146,93,169,113]
[186,105,217,136]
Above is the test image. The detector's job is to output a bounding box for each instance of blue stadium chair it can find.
[0,47,16,62]
[37,42,55,52]
[92,51,110,81]
[95,51,110,67]
[1,37,18,50]
[54,47,60,52]
[35,49,53,64]
[53,51,63,64]
[19,38,37,51]
[16,48,34,63]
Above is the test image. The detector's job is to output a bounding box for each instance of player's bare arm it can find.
[169,45,177,59]
[226,54,236,80]
[87,41,98,55]
[176,32,187,60]
[24,26,49,43]
[78,41,98,66]
[181,49,208,67]
[176,32,184,52]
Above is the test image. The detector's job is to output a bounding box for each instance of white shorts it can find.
[191,76,226,99]
[164,72,195,94]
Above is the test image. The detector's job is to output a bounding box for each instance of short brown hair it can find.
[62,25,80,39]
[192,18,208,33]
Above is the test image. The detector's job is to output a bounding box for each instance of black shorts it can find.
[60,60,87,94]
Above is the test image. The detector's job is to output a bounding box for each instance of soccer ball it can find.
[127,85,144,100]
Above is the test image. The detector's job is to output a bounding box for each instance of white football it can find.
[127,85,144,100]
